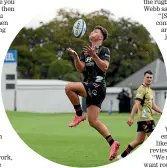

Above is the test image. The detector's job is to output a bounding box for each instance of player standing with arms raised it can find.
[65,25,120,160]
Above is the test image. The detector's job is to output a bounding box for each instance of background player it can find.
[117,70,162,159]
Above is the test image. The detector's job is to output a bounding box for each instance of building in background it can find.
[2,56,166,113]
[1,50,17,111]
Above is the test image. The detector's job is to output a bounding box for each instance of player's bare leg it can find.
[130,132,145,148]
[87,105,120,161]
[65,82,87,127]
[117,132,145,159]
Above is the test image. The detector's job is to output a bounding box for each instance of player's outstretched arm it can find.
[127,100,141,126]
[152,103,162,114]
[83,45,109,72]
[67,48,85,72]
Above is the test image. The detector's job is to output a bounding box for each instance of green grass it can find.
[6,112,160,167]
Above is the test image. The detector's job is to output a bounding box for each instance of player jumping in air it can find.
[117,70,162,159]
[65,25,120,161]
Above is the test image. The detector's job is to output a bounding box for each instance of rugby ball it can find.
[72,19,86,38]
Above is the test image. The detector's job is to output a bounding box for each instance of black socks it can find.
[105,135,114,146]
[73,104,83,116]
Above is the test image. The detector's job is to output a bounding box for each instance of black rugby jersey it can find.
[80,45,111,85]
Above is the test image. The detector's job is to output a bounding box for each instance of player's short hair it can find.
[94,25,108,41]
[144,70,153,76]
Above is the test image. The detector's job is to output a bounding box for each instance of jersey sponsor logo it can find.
[86,57,92,62]
[93,83,100,88]
[88,88,92,97]
[142,108,148,118]
[143,124,147,130]
[92,90,97,96]
[146,120,151,124]
[85,56,94,66]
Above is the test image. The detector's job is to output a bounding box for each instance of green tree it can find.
[10,9,162,86]
[48,59,73,79]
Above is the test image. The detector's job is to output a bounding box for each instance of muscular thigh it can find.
[66,82,87,97]
[87,105,100,121]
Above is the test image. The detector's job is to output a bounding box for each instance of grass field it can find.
[6,112,160,167]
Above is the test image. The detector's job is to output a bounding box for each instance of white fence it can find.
[2,79,165,113]
[3,80,129,113]
[16,80,76,113]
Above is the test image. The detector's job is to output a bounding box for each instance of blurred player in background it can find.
[65,25,120,160]
[117,70,162,159]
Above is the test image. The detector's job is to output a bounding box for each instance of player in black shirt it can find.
[66,25,120,160]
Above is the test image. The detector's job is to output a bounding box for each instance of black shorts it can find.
[82,82,106,108]
[137,120,155,133]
